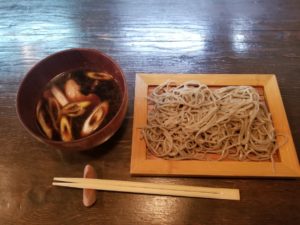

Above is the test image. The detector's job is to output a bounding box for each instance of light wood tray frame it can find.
[131,73,300,177]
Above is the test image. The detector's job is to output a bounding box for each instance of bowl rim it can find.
[16,48,128,145]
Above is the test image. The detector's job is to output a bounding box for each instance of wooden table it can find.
[1,0,300,224]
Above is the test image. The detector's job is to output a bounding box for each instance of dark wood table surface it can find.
[1,0,300,224]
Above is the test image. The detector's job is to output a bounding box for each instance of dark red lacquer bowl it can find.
[17,48,128,151]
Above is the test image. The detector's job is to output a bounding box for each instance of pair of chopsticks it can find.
[53,178,240,201]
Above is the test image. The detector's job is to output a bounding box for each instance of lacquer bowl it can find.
[17,48,128,151]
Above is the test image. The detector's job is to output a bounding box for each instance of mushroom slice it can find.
[36,101,53,139]
[64,79,85,102]
[81,101,109,137]
[60,116,73,142]
[48,97,61,131]
[85,71,113,80]
[62,101,91,117]
[51,85,69,106]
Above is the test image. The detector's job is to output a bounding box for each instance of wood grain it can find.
[1,0,300,224]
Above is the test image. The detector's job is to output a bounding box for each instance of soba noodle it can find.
[142,81,280,162]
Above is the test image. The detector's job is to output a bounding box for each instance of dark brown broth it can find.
[36,69,122,141]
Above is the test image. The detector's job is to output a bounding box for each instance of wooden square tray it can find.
[130,73,300,177]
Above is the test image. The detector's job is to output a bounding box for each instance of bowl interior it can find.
[17,49,127,144]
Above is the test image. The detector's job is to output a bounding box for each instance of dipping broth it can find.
[36,69,122,141]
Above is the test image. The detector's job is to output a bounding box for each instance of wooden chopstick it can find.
[53,178,240,200]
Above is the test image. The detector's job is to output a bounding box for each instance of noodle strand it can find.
[142,81,282,161]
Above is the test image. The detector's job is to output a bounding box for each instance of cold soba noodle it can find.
[142,81,281,162]
[36,70,121,141]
